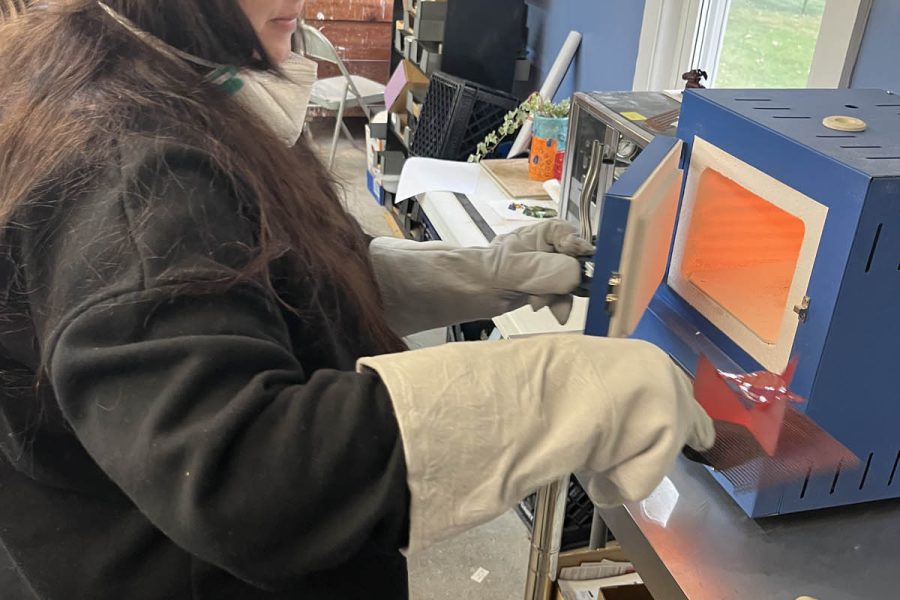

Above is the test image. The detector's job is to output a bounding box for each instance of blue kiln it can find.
[584,89,900,517]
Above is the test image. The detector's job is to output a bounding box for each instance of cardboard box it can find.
[406,0,447,43]
[368,121,388,140]
[381,151,406,176]
[412,16,446,42]
[390,111,408,133]
[384,60,429,113]
[556,576,652,600]
[515,58,532,82]
[405,89,424,119]
[554,547,652,600]
[366,169,385,205]
[364,124,386,172]
[402,125,414,149]
[402,7,412,31]
[413,0,448,21]
[557,547,630,570]
[417,40,442,75]
[600,585,654,600]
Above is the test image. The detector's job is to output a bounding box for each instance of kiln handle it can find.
[580,140,603,241]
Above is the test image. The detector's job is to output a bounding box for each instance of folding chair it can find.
[298,22,386,169]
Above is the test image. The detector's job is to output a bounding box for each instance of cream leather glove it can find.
[358,335,714,553]
[369,220,594,337]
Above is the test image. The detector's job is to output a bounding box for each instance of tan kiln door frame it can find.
[608,141,684,339]
[668,137,829,373]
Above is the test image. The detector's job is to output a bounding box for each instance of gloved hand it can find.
[369,220,594,337]
[358,335,714,553]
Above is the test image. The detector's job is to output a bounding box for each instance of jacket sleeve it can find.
[29,146,410,589]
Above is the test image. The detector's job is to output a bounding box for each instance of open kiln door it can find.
[589,136,684,339]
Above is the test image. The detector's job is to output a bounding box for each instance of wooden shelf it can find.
[389,121,410,152]
[383,0,527,245]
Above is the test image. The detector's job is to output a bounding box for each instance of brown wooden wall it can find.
[303,0,393,85]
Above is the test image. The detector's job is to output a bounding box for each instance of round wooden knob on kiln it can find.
[822,115,867,132]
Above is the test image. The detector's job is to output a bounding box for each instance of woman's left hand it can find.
[369,220,595,337]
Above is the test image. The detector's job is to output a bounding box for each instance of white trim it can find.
[633,0,703,91]
[634,0,873,92]
[807,0,873,88]
[690,0,732,87]
[632,0,664,91]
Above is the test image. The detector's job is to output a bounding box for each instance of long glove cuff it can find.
[359,336,714,553]
[369,238,582,337]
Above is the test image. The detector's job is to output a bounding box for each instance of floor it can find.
[318,118,396,238]
[312,117,532,599]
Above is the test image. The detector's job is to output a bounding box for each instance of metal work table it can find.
[407,161,900,600]
[585,458,900,600]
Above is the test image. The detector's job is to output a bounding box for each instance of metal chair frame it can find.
[297,22,385,168]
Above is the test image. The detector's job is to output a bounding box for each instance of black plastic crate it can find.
[515,477,596,552]
[411,71,519,162]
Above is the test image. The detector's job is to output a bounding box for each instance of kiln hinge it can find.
[605,272,622,316]
[793,296,811,323]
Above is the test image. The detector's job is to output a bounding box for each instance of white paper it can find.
[595,572,643,589]
[395,158,482,204]
[558,572,643,600]
[557,579,600,600]
[559,560,634,582]
[470,567,490,583]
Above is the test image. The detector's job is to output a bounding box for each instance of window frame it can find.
[632,0,874,91]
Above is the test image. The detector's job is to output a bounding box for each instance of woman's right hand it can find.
[359,335,714,553]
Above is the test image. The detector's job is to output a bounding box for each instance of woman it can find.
[0,1,713,598]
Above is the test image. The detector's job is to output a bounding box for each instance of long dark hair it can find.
[0,0,407,354]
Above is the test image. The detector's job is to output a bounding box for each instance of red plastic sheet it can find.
[692,355,859,491]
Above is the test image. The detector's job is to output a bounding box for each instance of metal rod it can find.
[523,476,569,600]
[589,507,608,549]
[579,141,603,241]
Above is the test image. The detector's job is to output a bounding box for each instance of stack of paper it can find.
[557,560,642,600]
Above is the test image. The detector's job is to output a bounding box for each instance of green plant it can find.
[468,94,570,163]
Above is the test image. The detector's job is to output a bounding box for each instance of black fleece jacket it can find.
[0,143,410,599]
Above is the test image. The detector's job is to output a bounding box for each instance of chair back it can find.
[299,23,351,76]
[297,22,375,118]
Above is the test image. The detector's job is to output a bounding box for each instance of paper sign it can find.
[395,158,482,204]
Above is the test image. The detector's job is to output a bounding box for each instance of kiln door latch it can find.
[793,296,811,323]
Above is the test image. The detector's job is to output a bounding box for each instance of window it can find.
[633,0,873,91]
[693,0,826,88]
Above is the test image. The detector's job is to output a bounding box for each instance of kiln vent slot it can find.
[859,453,874,490]
[889,451,900,487]
[800,468,812,499]
[865,224,882,273]
[830,462,843,495]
